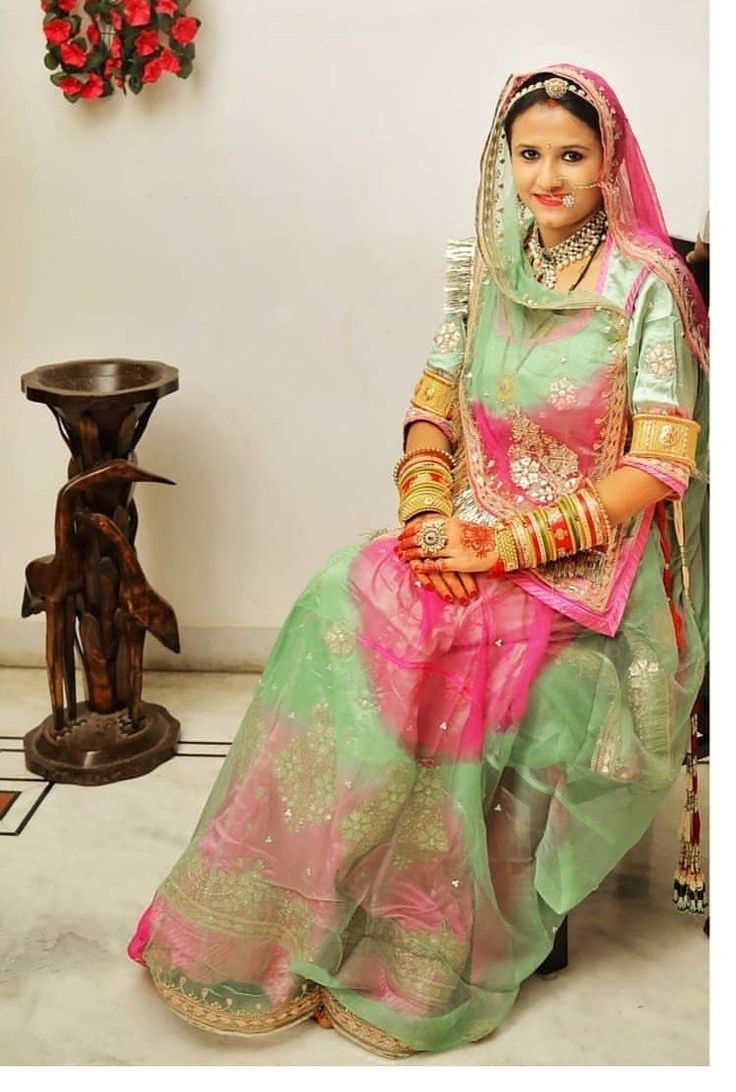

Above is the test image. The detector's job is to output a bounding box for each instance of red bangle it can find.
[575,489,604,547]
[545,504,575,557]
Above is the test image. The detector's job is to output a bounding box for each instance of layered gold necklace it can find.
[527,208,608,289]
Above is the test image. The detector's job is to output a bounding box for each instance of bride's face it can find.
[509,102,604,242]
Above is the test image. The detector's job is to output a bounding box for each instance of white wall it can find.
[0,0,708,668]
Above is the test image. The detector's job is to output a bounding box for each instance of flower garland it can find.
[41,0,201,101]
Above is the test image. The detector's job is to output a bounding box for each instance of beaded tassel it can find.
[672,713,707,914]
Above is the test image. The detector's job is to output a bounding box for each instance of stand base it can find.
[23,701,180,785]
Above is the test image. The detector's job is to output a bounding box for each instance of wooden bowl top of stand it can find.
[21,359,179,407]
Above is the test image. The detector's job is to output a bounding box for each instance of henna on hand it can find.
[460,523,496,559]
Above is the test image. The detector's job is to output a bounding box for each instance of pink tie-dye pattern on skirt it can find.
[350,537,574,762]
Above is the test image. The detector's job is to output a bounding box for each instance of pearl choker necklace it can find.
[527,208,608,289]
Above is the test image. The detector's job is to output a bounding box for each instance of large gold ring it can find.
[416,519,448,557]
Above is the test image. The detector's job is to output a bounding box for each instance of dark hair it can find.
[503,72,602,145]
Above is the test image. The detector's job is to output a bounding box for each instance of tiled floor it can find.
[0,667,709,1066]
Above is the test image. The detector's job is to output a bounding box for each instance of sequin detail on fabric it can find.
[275,702,337,831]
[644,342,677,378]
[507,407,581,503]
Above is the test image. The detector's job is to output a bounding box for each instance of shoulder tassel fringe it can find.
[444,238,475,316]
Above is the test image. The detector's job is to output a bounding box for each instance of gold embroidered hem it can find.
[321,990,417,1057]
[628,413,700,469]
[148,968,322,1037]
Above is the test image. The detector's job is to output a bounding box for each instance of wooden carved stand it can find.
[20,359,181,785]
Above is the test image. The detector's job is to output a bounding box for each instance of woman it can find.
[128,64,708,1057]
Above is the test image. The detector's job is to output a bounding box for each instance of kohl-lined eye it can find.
[562,150,585,163]
[518,149,540,160]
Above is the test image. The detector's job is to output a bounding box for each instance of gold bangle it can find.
[396,461,454,484]
[399,488,453,523]
[394,447,453,483]
[628,413,699,470]
[494,524,520,572]
[508,517,537,569]
[410,368,457,419]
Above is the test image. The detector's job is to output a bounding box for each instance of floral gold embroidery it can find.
[627,658,672,772]
[644,341,676,378]
[339,762,415,856]
[432,320,463,354]
[320,990,415,1056]
[507,407,581,503]
[148,968,322,1036]
[323,625,356,656]
[390,765,451,870]
[370,917,469,1014]
[160,854,319,952]
[548,376,579,409]
[275,701,336,831]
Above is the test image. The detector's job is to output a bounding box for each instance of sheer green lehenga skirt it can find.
[128,524,704,1055]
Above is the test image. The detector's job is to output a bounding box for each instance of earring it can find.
[516,193,530,222]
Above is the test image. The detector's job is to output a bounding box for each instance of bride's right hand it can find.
[399,518,478,604]
[410,560,479,604]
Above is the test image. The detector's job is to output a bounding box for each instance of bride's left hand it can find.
[396,515,501,574]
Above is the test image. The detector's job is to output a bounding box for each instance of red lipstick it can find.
[533,193,564,207]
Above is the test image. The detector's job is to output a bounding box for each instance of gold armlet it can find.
[410,368,457,419]
[628,414,700,470]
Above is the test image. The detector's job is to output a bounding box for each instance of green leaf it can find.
[72,36,87,49]
[182,43,195,61]
[44,52,60,71]
[177,60,193,78]
[128,74,142,93]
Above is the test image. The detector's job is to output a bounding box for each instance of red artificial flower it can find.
[159,47,180,73]
[44,18,73,44]
[58,76,83,95]
[135,29,160,55]
[80,73,105,99]
[155,0,179,13]
[56,0,77,11]
[109,34,122,60]
[170,16,199,44]
[59,41,87,67]
[141,56,163,83]
[110,9,122,29]
[123,0,151,26]
[87,23,100,45]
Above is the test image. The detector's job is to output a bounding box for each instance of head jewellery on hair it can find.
[507,76,589,110]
